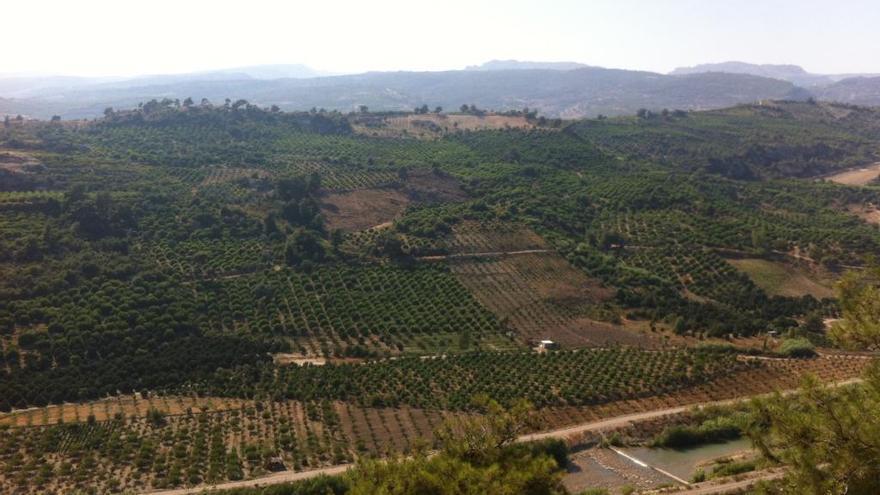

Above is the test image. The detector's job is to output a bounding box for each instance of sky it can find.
[4,0,880,77]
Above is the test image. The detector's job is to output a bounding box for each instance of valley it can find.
[0,99,879,494]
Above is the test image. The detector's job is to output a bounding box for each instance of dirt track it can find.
[674,468,786,494]
[141,378,862,495]
[418,248,553,261]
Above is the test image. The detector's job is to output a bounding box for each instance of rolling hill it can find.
[0,65,807,119]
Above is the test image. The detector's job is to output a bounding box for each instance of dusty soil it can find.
[321,188,410,232]
[402,168,468,203]
[319,169,466,232]
[824,162,880,185]
[848,203,880,225]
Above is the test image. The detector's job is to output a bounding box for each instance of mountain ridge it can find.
[0,64,807,120]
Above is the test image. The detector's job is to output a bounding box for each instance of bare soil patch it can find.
[848,203,880,225]
[321,188,410,232]
[824,162,880,185]
[320,169,466,232]
[401,168,468,202]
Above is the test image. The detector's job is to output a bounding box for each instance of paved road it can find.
[142,378,861,495]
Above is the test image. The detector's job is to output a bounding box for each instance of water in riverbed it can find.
[621,437,753,481]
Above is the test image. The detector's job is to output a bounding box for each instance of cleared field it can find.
[320,169,466,232]
[320,188,410,232]
[451,252,657,347]
[825,162,880,185]
[444,223,654,347]
[726,258,834,299]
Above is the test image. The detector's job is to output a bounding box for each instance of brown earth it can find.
[401,168,468,203]
[848,203,880,225]
[320,168,466,232]
[320,188,410,232]
[824,162,880,185]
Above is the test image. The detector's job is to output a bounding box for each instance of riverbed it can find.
[621,437,753,481]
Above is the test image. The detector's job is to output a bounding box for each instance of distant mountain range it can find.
[2,60,880,119]
[670,61,879,87]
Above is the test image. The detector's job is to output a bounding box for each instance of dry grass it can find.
[446,223,658,348]
[727,258,835,299]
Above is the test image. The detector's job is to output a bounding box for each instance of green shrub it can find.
[778,338,816,358]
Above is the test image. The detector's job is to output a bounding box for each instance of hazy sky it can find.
[5,0,879,77]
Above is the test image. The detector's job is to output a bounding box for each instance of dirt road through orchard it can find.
[142,378,862,495]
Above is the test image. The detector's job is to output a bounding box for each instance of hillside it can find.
[671,61,836,87]
[815,76,880,107]
[572,101,880,179]
[1,102,879,493]
[0,66,807,119]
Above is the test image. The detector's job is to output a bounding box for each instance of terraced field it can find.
[0,354,868,494]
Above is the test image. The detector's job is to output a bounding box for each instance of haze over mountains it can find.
[671,61,880,87]
[2,60,880,119]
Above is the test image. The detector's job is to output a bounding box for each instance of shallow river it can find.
[621,437,753,481]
